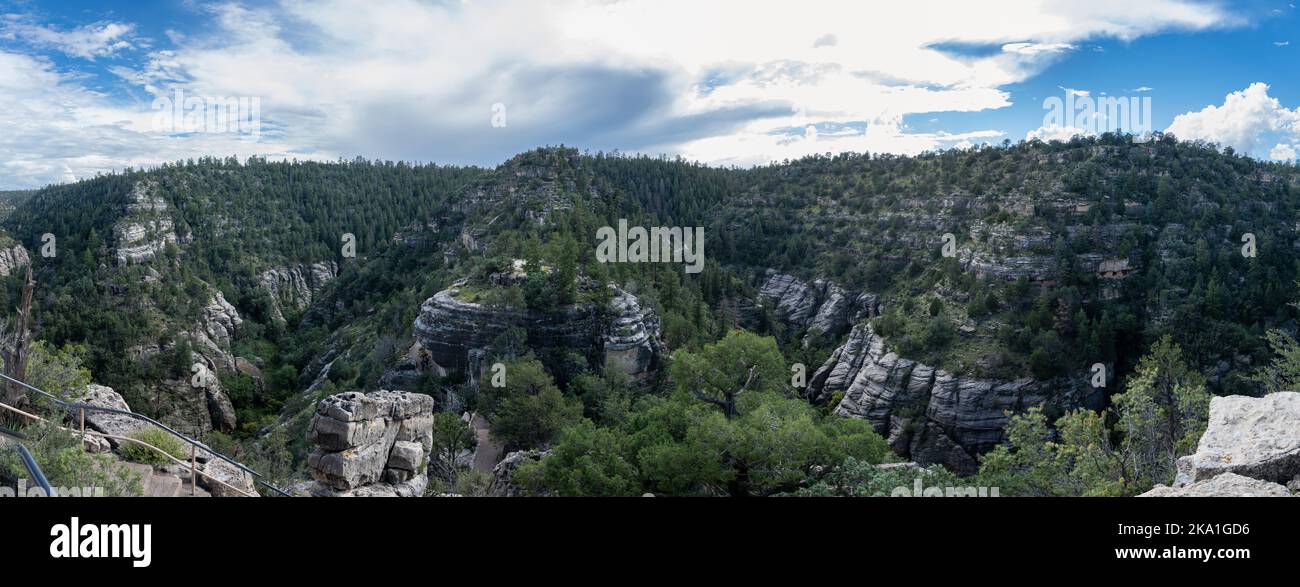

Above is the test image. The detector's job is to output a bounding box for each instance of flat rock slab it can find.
[1140,473,1293,497]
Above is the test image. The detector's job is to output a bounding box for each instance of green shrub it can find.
[119,427,189,466]
[0,420,142,496]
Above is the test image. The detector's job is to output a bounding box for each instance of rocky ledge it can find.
[1141,392,1300,497]
[808,323,1100,474]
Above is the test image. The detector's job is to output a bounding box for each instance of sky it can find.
[0,0,1297,189]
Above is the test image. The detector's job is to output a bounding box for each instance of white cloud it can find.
[1270,143,1297,161]
[1025,124,1093,142]
[0,0,1245,186]
[0,17,138,59]
[1165,83,1300,155]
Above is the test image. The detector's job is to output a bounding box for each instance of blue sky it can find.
[0,0,1297,189]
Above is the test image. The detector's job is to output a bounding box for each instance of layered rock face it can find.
[113,181,179,265]
[257,261,338,323]
[603,290,662,382]
[303,391,435,497]
[0,243,29,276]
[1141,393,1300,496]
[413,283,662,383]
[756,272,879,346]
[809,324,1100,474]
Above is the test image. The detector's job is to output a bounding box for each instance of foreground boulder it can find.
[1184,392,1300,485]
[197,457,259,498]
[303,391,435,497]
[66,384,147,449]
[1140,473,1292,498]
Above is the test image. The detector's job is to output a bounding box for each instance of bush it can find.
[119,427,190,466]
[0,420,142,496]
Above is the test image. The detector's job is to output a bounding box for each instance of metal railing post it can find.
[191,444,197,496]
[79,407,85,447]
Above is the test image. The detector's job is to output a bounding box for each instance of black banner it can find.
[0,497,1286,576]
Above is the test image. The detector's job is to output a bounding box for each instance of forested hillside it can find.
[4,134,1300,496]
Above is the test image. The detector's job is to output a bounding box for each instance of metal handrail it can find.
[16,443,54,497]
[0,372,290,497]
[0,399,258,497]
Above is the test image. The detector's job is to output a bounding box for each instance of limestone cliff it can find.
[257,261,338,323]
[809,323,1101,474]
[113,181,180,265]
[755,272,879,347]
[0,242,29,276]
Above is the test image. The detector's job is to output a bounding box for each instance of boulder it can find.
[198,457,259,498]
[1185,392,1300,484]
[1140,473,1293,497]
[68,384,147,448]
[490,450,549,497]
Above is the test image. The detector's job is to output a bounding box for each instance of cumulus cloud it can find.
[1165,83,1300,156]
[1270,143,1297,161]
[0,0,1246,187]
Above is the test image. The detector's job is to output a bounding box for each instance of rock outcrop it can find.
[113,181,178,265]
[413,283,661,384]
[66,384,147,449]
[1139,473,1292,497]
[1179,392,1300,485]
[378,341,446,392]
[0,242,29,276]
[302,391,435,497]
[257,262,338,323]
[490,449,549,497]
[125,291,242,434]
[755,272,879,346]
[603,290,662,382]
[809,323,1100,474]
